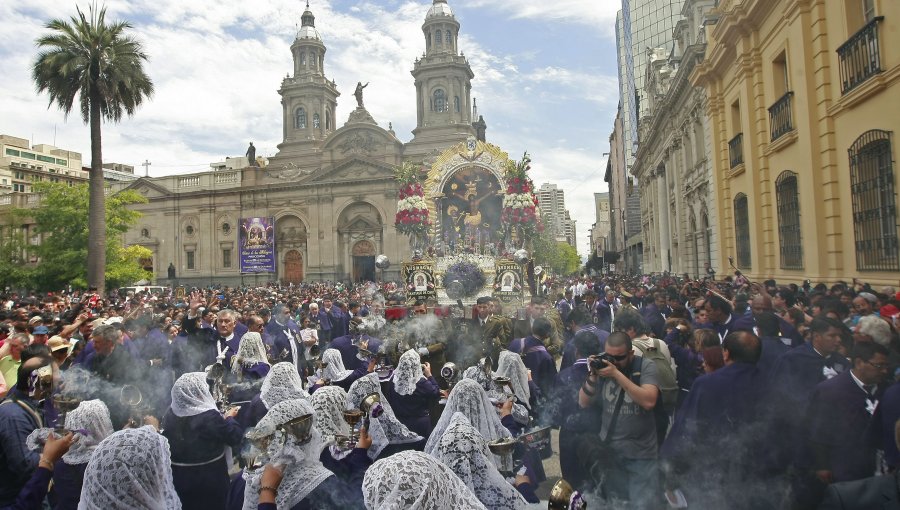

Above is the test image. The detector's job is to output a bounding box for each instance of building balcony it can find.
[837,16,884,95]
[728,133,744,169]
[769,92,794,141]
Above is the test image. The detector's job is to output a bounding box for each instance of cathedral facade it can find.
[114,1,486,287]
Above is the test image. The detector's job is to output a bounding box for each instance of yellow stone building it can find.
[692,0,900,285]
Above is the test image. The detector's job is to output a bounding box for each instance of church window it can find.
[325,110,332,130]
[734,193,751,269]
[775,171,803,270]
[426,33,431,50]
[186,250,195,270]
[446,31,452,45]
[313,113,321,129]
[454,96,460,112]
[295,108,307,129]
[300,52,306,65]
[310,51,317,69]
[222,249,232,269]
[433,89,447,112]
[435,30,442,46]
[849,130,898,271]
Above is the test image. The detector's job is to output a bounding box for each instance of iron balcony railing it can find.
[769,91,794,141]
[728,133,744,169]
[837,16,884,94]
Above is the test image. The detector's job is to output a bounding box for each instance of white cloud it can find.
[459,0,619,33]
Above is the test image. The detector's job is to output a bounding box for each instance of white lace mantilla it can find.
[362,450,487,510]
[78,426,182,510]
[346,373,422,460]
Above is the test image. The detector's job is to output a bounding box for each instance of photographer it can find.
[577,331,660,507]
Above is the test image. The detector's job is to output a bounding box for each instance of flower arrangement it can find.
[444,260,486,297]
[394,161,431,237]
[501,152,544,240]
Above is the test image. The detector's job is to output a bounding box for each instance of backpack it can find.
[633,338,678,414]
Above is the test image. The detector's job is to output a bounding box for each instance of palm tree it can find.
[32,5,153,291]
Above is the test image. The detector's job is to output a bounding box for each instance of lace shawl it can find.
[362,450,487,510]
[435,413,527,510]
[391,349,424,396]
[170,372,218,418]
[321,348,354,382]
[346,373,422,460]
[495,351,531,407]
[260,362,309,409]
[242,399,333,510]
[231,332,270,374]
[26,399,115,466]
[424,378,511,456]
[78,426,182,510]
[310,385,350,446]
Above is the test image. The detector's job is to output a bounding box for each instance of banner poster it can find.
[239,217,276,273]
[403,261,437,304]
[493,260,523,303]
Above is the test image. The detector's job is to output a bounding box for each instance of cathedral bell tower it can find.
[276,2,340,156]
[405,0,476,161]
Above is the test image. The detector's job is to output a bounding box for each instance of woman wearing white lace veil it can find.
[361,450,487,510]
[435,412,536,509]
[25,399,115,510]
[495,351,535,409]
[424,378,512,456]
[231,332,271,381]
[310,385,374,493]
[78,426,182,510]
[346,373,423,460]
[238,362,309,430]
[55,400,114,509]
[383,349,440,438]
[242,398,366,510]
[464,358,530,429]
[310,385,350,447]
[162,372,243,510]
[309,348,368,393]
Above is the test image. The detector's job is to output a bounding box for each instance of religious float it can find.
[390,136,544,309]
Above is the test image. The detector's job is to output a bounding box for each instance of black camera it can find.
[589,353,615,371]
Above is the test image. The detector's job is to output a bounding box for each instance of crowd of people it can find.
[0,272,897,509]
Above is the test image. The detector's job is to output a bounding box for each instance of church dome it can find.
[426,0,454,19]
[297,5,321,40]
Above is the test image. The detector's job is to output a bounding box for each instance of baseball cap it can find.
[32,325,49,335]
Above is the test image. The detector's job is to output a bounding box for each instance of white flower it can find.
[503,193,534,210]
[398,196,428,212]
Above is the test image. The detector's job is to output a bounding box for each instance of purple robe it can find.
[383,377,440,438]
[49,460,86,510]
[162,409,244,510]
[508,336,557,398]
[807,370,883,482]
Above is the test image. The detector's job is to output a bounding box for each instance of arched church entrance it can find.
[337,202,383,282]
[275,215,308,284]
[283,250,304,284]
[352,240,376,282]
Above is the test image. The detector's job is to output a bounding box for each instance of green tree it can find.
[532,229,581,276]
[18,182,151,290]
[0,222,34,290]
[33,5,153,291]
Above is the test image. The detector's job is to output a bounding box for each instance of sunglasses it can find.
[602,352,629,362]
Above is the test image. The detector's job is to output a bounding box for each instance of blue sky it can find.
[0,0,621,256]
